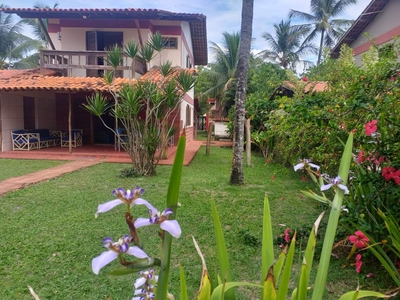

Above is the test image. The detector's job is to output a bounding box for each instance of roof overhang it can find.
[0,8,208,65]
[331,0,390,58]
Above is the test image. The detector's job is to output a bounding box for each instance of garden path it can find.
[0,140,232,196]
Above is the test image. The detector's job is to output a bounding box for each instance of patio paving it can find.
[0,140,232,196]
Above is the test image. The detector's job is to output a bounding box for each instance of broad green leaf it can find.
[296,260,308,300]
[273,250,286,283]
[338,290,388,300]
[261,197,274,285]
[156,134,186,300]
[210,282,263,300]
[262,266,277,300]
[312,134,353,300]
[211,198,235,299]
[180,263,188,300]
[276,232,296,300]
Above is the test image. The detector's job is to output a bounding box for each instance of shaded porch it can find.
[0,141,203,165]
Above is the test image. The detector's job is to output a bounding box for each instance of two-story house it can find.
[331,0,400,64]
[0,8,207,151]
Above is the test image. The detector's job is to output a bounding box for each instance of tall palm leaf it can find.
[289,0,357,65]
[259,19,317,70]
[202,32,240,100]
[0,4,41,69]
[21,2,59,46]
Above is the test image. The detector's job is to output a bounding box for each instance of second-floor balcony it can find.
[40,50,146,78]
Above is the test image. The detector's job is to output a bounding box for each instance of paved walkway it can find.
[0,160,100,196]
[0,140,232,196]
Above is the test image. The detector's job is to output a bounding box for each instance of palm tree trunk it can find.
[230,0,254,185]
[317,28,325,66]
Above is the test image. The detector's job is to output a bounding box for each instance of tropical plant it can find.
[21,2,59,46]
[83,33,197,176]
[289,0,357,65]
[0,4,42,69]
[259,19,317,70]
[187,134,392,299]
[230,0,254,185]
[198,32,240,116]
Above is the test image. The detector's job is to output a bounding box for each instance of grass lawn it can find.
[0,159,68,182]
[0,147,390,299]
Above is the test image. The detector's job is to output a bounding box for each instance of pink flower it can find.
[357,151,365,164]
[349,231,370,249]
[382,167,396,181]
[284,228,291,243]
[355,254,363,273]
[365,120,378,136]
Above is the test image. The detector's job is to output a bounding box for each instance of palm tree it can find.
[259,19,317,70]
[289,0,357,65]
[21,2,59,46]
[230,0,254,185]
[200,31,240,109]
[0,4,42,69]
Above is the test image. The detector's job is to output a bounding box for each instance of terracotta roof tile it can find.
[0,74,133,92]
[282,81,328,93]
[0,68,59,79]
[0,67,197,92]
[139,66,198,84]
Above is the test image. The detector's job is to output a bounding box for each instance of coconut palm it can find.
[230,0,254,185]
[201,32,240,100]
[21,2,59,46]
[0,4,42,69]
[289,0,357,65]
[259,19,317,70]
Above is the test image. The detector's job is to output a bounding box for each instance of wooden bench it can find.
[61,129,83,148]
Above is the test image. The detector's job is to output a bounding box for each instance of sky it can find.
[10,0,371,65]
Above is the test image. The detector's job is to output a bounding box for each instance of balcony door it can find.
[86,31,123,77]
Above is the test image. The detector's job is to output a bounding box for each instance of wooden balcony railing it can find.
[40,50,146,77]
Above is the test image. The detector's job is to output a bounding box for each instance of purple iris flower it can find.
[294,159,320,171]
[134,208,181,238]
[321,176,349,194]
[92,235,148,275]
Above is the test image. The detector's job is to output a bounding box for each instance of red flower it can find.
[355,254,363,273]
[357,151,365,164]
[382,167,396,181]
[392,170,400,185]
[365,120,378,136]
[302,77,308,82]
[284,228,291,243]
[349,231,370,249]
[271,175,275,180]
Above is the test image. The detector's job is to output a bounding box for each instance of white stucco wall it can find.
[0,93,24,151]
[180,100,194,128]
[214,122,230,139]
[181,22,193,67]
[0,92,57,151]
[351,0,400,64]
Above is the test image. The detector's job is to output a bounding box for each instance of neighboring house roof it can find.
[0,68,60,79]
[139,66,198,83]
[270,81,328,100]
[0,7,208,65]
[0,67,197,92]
[331,0,389,58]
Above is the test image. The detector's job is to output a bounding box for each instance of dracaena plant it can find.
[186,134,392,300]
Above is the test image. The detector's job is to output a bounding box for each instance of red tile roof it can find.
[270,81,328,100]
[331,0,389,57]
[0,67,196,92]
[0,7,208,65]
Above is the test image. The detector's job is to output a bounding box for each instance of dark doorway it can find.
[86,31,123,77]
[23,97,35,129]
